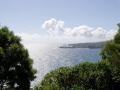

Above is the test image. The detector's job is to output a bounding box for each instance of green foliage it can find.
[100,24,120,63]
[38,66,72,90]
[0,26,37,90]
[35,60,120,90]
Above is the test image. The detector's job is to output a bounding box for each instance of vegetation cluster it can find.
[69,42,105,48]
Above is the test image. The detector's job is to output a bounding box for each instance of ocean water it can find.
[24,44,102,87]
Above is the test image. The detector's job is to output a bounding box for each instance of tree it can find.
[35,62,96,90]
[0,26,37,90]
[35,59,115,90]
[100,23,120,63]
[100,24,120,89]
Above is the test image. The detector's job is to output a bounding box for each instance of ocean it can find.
[24,43,102,87]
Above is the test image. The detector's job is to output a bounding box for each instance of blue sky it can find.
[1,0,120,43]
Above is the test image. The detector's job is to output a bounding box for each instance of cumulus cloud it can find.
[42,18,57,35]
[42,18,117,41]
[56,20,65,32]
[92,27,107,38]
[71,25,93,37]
[105,30,117,38]
[15,18,117,44]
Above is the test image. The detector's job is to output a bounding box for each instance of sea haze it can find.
[24,44,102,87]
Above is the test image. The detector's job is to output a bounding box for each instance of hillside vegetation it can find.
[69,42,105,48]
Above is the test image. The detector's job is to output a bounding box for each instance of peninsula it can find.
[60,41,105,48]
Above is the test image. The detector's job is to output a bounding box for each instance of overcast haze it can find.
[1,0,120,44]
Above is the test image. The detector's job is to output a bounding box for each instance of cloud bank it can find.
[16,18,117,44]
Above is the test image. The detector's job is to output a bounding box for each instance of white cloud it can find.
[105,29,117,38]
[72,25,93,37]
[15,33,43,44]
[42,18,57,35]
[15,18,117,44]
[56,20,65,32]
[42,18,117,41]
[92,27,107,38]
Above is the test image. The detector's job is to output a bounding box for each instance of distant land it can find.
[60,41,105,48]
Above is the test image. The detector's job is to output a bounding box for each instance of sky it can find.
[1,0,120,44]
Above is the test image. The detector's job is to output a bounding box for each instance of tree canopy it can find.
[0,26,37,90]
